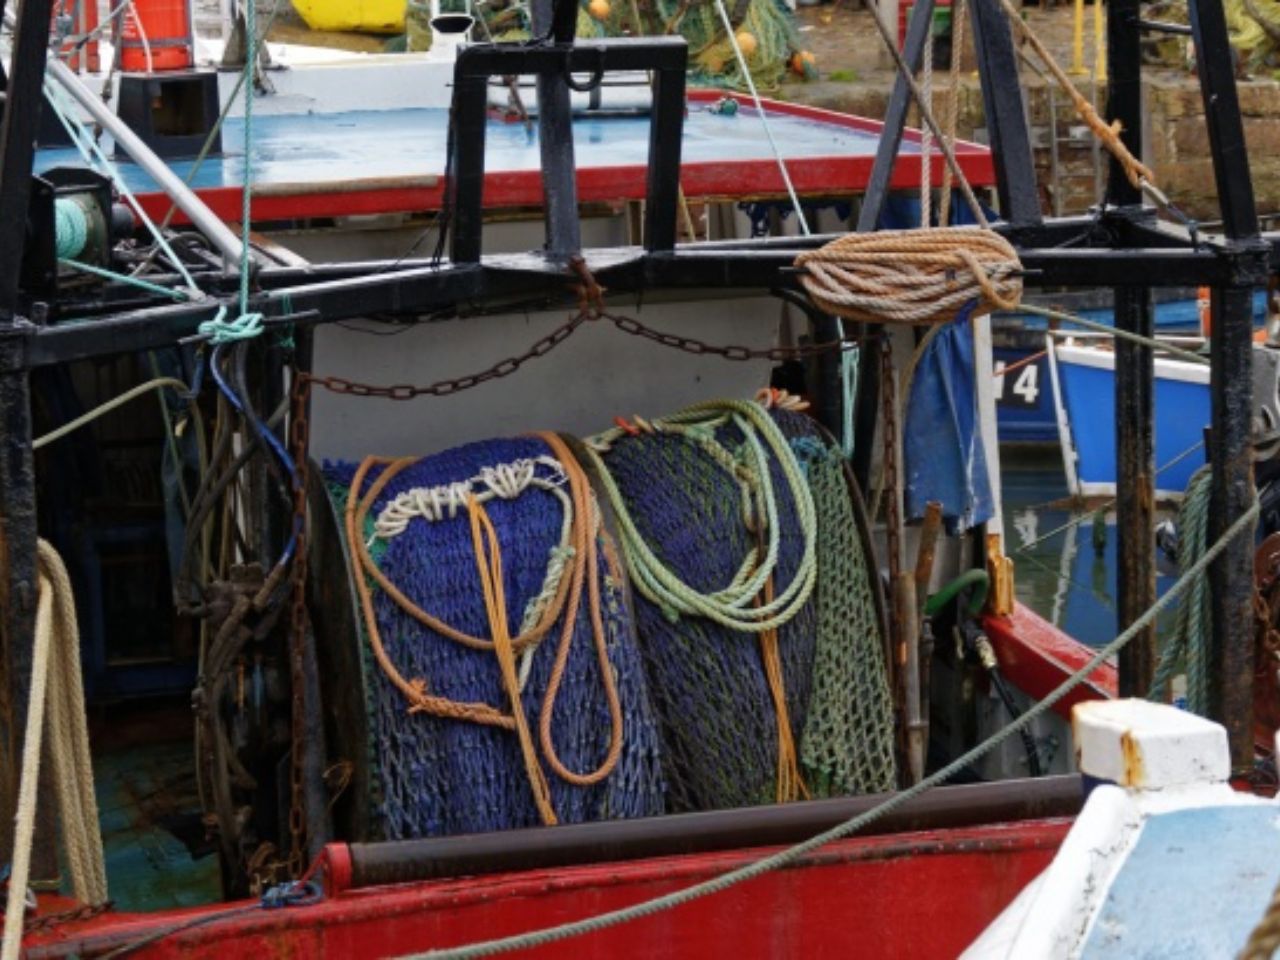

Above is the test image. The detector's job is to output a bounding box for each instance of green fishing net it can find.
[425,0,808,92]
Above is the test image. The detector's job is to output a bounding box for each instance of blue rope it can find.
[209,343,299,564]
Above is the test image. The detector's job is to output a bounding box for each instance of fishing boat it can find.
[992,289,1269,450]
[0,0,1277,954]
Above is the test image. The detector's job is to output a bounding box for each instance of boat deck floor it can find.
[35,94,994,223]
[89,704,219,911]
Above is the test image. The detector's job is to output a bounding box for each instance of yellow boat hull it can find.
[291,0,405,34]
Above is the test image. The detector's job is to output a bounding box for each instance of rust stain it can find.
[1119,730,1144,787]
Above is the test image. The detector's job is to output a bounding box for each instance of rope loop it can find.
[794,226,1024,325]
[199,305,266,345]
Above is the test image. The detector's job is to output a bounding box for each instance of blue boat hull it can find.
[1052,342,1209,498]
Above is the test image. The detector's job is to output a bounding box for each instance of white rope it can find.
[1,542,107,960]
[372,457,568,539]
[712,0,810,237]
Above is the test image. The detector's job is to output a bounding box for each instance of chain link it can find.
[24,900,113,934]
[286,372,311,876]
[302,309,862,403]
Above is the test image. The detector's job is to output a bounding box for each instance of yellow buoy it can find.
[291,0,405,34]
[735,30,758,57]
[588,0,611,20]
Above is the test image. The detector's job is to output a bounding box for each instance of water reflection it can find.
[1000,447,1180,648]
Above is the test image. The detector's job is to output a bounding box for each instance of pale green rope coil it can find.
[54,197,89,260]
[398,499,1260,960]
[581,399,817,632]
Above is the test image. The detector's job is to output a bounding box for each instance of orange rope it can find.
[468,496,558,825]
[757,574,808,804]
[344,438,625,819]
[535,432,624,787]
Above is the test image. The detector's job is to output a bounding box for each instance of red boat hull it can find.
[28,819,1068,959]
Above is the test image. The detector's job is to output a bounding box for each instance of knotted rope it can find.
[794,227,1023,324]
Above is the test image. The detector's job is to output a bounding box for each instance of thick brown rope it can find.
[997,0,1155,192]
[794,226,1023,324]
[1239,872,1280,960]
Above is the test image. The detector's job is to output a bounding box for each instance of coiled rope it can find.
[795,227,1024,324]
[582,399,818,632]
[345,432,624,825]
[582,396,819,804]
[396,499,1260,960]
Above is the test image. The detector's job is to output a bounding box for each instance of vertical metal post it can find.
[1107,0,1155,696]
[0,0,57,315]
[643,58,686,253]
[1209,285,1257,769]
[967,0,1042,226]
[1188,0,1260,769]
[448,72,490,264]
[856,0,937,232]
[0,0,60,881]
[531,0,581,259]
[1113,288,1155,696]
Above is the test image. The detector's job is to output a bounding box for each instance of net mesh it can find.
[789,431,898,796]
[324,437,666,840]
[322,405,896,833]
[473,0,804,93]
[595,410,816,811]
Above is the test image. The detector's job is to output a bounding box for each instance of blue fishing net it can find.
[325,436,665,840]
[595,410,818,811]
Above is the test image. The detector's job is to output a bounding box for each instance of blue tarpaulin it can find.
[904,302,995,534]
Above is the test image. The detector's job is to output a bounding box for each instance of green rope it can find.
[1150,464,1227,713]
[58,259,189,300]
[54,197,89,260]
[1013,305,1211,367]
[198,305,264,345]
[581,400,817,632]
[401,499,1261,960]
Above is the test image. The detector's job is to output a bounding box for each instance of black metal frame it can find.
[0,0,1274,872]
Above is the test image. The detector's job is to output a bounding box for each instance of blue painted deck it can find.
[35,105,904,195]
[1081,804,1280,958]
[95,739,219,911]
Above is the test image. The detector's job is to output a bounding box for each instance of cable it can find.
[32,377,193,450]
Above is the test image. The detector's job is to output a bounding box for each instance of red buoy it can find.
[119,0,194,72]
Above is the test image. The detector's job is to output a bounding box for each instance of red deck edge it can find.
[130,90,996,226]
[26,818,1069,959]
[983,602,1118,720]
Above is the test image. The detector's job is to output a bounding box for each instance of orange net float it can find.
[119,0,194,72]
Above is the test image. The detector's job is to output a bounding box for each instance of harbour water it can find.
[1000,446,1181,648]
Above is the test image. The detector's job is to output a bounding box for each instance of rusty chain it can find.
[302,308,863,402]
[23,900,113,934]
[285,373,312,877]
